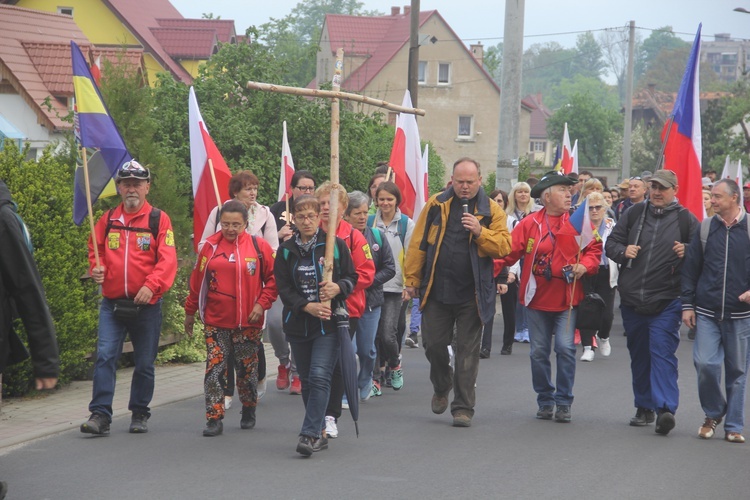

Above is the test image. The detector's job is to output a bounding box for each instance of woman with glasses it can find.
[578,191,618,362]
[274,195,358,456]
[185,200,278,436]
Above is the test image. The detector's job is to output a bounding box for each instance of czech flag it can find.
[558,196,600,259]
[662,24,703,221]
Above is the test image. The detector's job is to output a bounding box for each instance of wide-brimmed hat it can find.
[530,170,577,198]
[617,179,630,189]
[650,169,677,188]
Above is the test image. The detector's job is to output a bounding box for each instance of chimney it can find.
[470,42,484,66]
[391,6,400,16]
[403,5,410,15]
[536,92,543,106]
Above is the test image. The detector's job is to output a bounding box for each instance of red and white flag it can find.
[415,143,429,219]
[90,55,102,86]
[570,139,579,174]
[278,121,296,202]
[189,86,233,251]
[389,90,422,218]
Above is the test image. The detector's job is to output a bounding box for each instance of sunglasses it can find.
[588,205,604,211]
[118,162,149,179]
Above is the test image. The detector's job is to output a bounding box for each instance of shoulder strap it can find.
[282,247,290,261]
[677,208,690,243]
[372,227,382,247]
[625,202,646,240]
[397,216,408,246]
[700,217,711,253]
[367,214,375,228]
[251,235,262,262]
[149,208,161,240]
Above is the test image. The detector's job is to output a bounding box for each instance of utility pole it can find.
[408,0,420,108]
[621,20,636,181]
[496,0,525,191]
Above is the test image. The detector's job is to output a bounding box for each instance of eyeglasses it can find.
[629,176,642,181]
[294,214,318,222]
[650,183,671,191]
[588,205,604,211]
[220,222,245,230]
[294,185,315,193]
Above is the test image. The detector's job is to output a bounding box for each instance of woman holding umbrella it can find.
[274,195,358,456]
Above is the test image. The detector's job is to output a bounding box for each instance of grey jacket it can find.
[362,226,396,310]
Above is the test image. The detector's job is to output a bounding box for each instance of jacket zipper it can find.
[721,225,729,321]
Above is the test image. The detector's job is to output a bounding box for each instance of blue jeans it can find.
[694,315,750,433]
[89,297,163,419]
[526,307,577,406]
[289,333,339,438]
[409,298,422,333]
[515,300,528,333]
[621,299,681,414]
[355,306,381,398]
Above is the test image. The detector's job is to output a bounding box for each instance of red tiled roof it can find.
[524,93,553,139]
[156,18,236,43]
[151,27,217,59]
[92,47,146,79]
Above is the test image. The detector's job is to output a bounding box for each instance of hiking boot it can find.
[698,416,722,439]
[276,363,291,390]
[406,334,419,348]
[555,405,572,423]
[479,348,490,359]
[312,435,329,452]
[431,393,449,414]
[390,365,404,390]
[240,406,256,430]
[536,405,554,420]
[370,380,382,397]
[655,411,676,435]
[289,374,302,395]
[129,411,149,433]
[80,413,110,436]
[296,435,314,456]
[725,432,746,443]
[452,410,472,427]
[203,419,223,437]
[325,416,338,438]
[630,408,656,426]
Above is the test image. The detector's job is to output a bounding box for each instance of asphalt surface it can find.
[1,307,749,499]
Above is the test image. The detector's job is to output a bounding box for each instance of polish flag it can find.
[189,86,233,251]
[662,24,703,221]
[278,121,296,202]
[556,123,573,174]
[389,90,422,218]
[415,143,429,219]
[571,139,579,174]
[90,55,102,86]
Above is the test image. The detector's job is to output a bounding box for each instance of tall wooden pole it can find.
[621,20,636,180]
[82,148,101,268]
[407,0,420,108]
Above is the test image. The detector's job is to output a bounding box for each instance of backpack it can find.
[104,207,163,260]
[9,201,33,254]
[367,214,407,247]
[699,215,750,252]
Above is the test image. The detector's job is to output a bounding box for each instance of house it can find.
[524,93,553,167]
[0,5,144,158]
[1,0,239,84]
[631,83,730,129]
[314,6,533,184]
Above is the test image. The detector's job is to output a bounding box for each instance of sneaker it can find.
[129,411,149,433]
[240,406,256,430]
[360,382,373,402]
[342,395,349,409]
[599,337,611,357]
[325,416,338,438]
[555,405,572,423]
[580,347,595,362]
[500,345,512,355]
[203,419,223,437]
[536,405,554,420]
[390,365,404,390]
[655,411,676,435]
[289,374,302,395]
[296,435,314,456]
[630,408,656,426]
[479,348,490,359]
[312,435,329,452]
[698,416,722,439]
[725,432,746,443]
[406,333,419,348]
[452,410,472,427]
[371,380,382,397]
[276,363,291,390]
[432,393,449,414]
[80,413,110,435]
[257,378,267,401]
[224,396,233,410]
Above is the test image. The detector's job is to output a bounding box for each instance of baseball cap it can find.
[116,160,150,181]
[650,169,677,188]
[743,182,750,190]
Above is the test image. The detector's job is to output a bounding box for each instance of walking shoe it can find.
[296,435,314,456]
[80,413,110,435]
[655,411,676,435]
[536,405,554,420]
[360,382,373,402]
[370,380,382,397]
[289,374,302,395]
[129,411,149,433]
[599,337,611,357]
[432,393,449,414]
[390,365,404,390]
[630,408,656,426]
[725,432,746,443]
[405,333,419,348]
[698,416,722,439]
[203,419,223,436]
[325,416,338,438]
[276,363,291,390]
[580,347,595,362]
[224,396,233,410]
[342,395,349,409]
[500,345,512,355]
[555,405,572,423]
[312,435,329,452]
[452,410,473,427]
[479,348,490,359]
[257,378,267,401]
[240,406,256,430]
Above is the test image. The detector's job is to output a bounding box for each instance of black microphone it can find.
[462,198,469,231]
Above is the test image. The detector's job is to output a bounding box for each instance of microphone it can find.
[462,198,469,231]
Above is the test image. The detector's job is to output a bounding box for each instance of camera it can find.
[561,265,575,284]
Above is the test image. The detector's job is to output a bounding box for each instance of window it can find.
[457,115,473,138]
[530,141,546,153]
[438,63,451,84]
[57,6,74,16]
[418,61,427,84]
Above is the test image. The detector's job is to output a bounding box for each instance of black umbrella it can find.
[334,305,359,437]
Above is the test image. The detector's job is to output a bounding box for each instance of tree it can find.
[598,26,642,103]
[640,45,720,94]
[545,74,620,111]
[522,42,577,96]
[629,122,663,175]
[483,42,503,84]
[570,32,605,80]
[637,26,689,77]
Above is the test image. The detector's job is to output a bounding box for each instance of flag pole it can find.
[207,158,223,209]
[656,115,675,171]
[285,193,290,224]
[81,147,101,268]
[566,247,583,334]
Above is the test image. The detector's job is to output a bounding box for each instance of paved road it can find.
[2,309,749,499]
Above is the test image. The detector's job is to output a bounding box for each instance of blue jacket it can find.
[681,213,750,321]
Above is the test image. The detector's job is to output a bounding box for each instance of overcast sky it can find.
[172,0,750,48]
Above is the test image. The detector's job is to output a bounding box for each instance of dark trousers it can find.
[580,266,616,347]
[500,282,518,349]
[422,299,483,416]
[326,318,358,420]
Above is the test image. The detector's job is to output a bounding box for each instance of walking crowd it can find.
[3,158,749,461]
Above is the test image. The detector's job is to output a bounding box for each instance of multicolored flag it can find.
[71,40,131,225]
[188,86,233,252]
[278,121,295,202]
[389,90,422,218]
[662,24,703,221]
[558,196,600,260]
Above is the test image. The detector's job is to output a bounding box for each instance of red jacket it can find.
[334,219,375,318]
[88,201,177,303]
[185,231,277,329]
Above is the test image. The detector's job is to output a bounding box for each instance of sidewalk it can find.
[0,343,279,452]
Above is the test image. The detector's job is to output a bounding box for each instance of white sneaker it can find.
[599,337,611,357]
[325,416,338,438]
[580,347,595,362]
[224,396,233,410]
[257,378,267,401]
